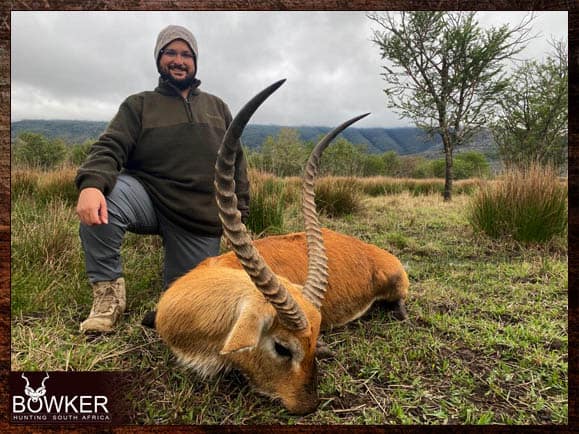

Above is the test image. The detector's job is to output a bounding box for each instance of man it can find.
[75,25,250,333]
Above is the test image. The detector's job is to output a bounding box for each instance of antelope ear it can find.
[220,300,274,355]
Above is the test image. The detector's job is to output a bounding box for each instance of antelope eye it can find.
[274,342,292,359]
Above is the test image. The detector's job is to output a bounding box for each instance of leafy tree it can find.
[68,139,94,166]
[319,138,367,176]
[369,11,532,200]
[456,151,491,178]
[13,132,67,169]
[492,40,568,170]
[259,128,308,177]
[398,155,429,178]
[431,151,490,179]
[381,150,402,177]
[412,158,436,179]
[362,154,386,176]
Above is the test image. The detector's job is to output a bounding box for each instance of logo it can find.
[11,372,112,424]
[22,373,49,403]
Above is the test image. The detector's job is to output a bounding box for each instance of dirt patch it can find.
[438,342,494,378]
[329,390,364,411]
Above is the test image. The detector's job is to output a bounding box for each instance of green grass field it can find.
[10,169,567,425]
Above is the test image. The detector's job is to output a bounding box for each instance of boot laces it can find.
[93,284,119,314]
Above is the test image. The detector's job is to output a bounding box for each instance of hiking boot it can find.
[80,277,126,333]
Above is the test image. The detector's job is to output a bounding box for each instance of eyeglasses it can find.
[161,49,195,60]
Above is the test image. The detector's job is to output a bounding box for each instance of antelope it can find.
[146,123,409,334]
[155,79,369,414]
[206,229,409,330]
[179,115,410,331]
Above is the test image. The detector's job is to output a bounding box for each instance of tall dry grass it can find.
[468,164,567,243]
[314,176,363,217]
[12,166,78,205]
[357,176,481,197]
[246,170,289,235]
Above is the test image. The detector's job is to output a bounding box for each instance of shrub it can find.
[468,164,567,243]
[430,152,491,180]
[13,132,67,169]
[68,139,93,166]
[455,151,491,179]
[411,158,436,179]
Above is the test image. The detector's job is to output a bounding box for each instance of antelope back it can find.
[204,228,409,329]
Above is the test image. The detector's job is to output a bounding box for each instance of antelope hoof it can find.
[141,310,157,328]
[390,300,408,321]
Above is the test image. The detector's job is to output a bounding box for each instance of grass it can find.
[468,164,567,243]
[245,170,289,235]
[10,167,568,425]
[314,177,363,217]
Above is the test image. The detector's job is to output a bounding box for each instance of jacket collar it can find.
[155,77,202,99]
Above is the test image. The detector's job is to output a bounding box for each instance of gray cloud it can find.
[11,11,568,128]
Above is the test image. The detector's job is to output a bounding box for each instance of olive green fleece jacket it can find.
[75,78,250,237]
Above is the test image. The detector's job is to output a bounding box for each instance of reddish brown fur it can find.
[156,266,322,414]
[202,228,409,329]
[156,227,408,413]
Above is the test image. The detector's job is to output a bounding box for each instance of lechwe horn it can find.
[301,113,371,308]
[214,79,308,331]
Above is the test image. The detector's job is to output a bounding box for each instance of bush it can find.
[430,152,490,180]
[68,139,93,166]
[468,164,567,243]
[456,151,491,179]
[13,132,67,169]
[410,158,436,179]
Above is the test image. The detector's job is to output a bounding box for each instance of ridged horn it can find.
[301,113,371,308]
[214,79,308,331]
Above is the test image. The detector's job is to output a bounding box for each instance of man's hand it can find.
[76,188,109,225]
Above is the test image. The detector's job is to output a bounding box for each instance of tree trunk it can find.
[442,134,453,201]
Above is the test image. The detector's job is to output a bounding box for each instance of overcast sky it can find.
[11,11,567,128]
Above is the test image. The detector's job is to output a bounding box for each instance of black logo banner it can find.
[9,371,138,425]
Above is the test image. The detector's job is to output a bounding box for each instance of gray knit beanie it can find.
[154,25,198,66]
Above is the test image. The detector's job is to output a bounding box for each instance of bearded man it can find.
[75,25,250,333]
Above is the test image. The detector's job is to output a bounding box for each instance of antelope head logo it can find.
[21,373,49,402]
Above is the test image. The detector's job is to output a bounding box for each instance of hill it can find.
[11,119,497,158]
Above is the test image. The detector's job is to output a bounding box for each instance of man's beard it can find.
[161,65,196,90]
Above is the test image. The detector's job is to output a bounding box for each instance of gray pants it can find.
[80,174,221,289]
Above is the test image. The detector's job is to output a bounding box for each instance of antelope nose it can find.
[287,396,320,415]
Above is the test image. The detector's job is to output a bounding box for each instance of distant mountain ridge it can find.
[11,119,496,158]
